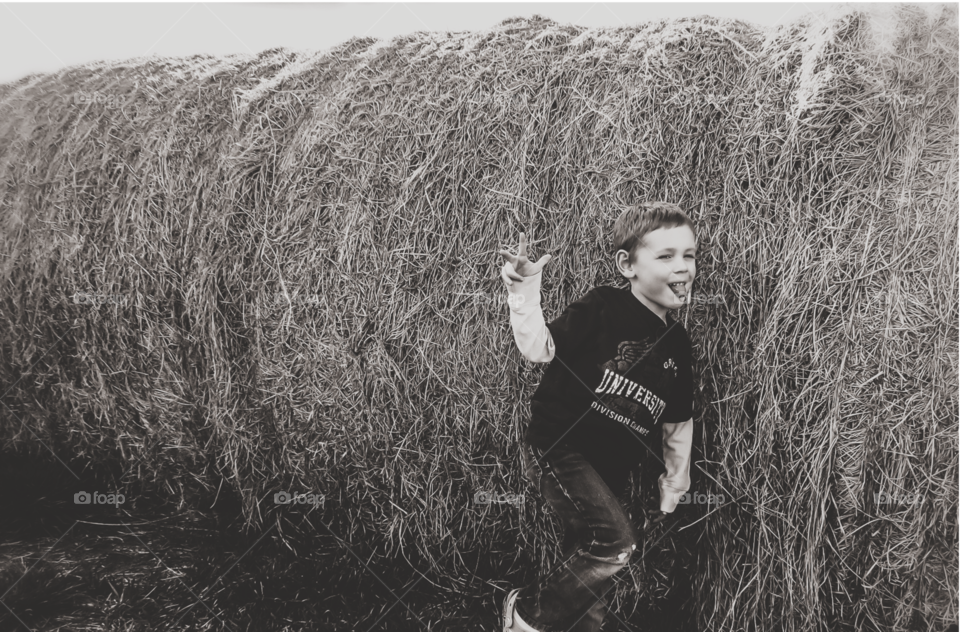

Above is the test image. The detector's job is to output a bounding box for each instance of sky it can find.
[0,2,861,85]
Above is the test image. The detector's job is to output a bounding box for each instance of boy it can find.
[497,202,696,632]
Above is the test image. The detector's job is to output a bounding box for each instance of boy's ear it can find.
[615,249,635,278]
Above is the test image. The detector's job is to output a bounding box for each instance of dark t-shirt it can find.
[525,285,693,485]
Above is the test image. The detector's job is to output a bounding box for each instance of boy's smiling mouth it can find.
[667,281,689,299]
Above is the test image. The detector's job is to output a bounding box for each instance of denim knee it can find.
[587,525,637,563]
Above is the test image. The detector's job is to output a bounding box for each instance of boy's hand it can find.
[643,508,669,532]
[498,232,553,286]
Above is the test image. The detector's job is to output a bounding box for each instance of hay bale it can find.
[0,5,956,629]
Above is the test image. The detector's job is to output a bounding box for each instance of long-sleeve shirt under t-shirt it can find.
[507,270,694,514]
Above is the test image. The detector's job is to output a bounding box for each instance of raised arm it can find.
[499,233,555,363]
[503,267,555,363]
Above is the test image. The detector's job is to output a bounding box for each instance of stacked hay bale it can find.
[1,5,956,629]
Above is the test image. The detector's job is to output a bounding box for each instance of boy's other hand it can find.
[643,507,669,532]
[498,232,552,286]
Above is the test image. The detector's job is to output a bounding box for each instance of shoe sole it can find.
[502,587,520,631]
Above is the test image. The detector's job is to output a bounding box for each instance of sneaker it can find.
[502,588,541,632]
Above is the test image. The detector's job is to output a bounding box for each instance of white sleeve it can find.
[659,417,693,513]
[505,270,555,363]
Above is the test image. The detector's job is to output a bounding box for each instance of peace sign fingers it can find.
[497,232,527,266]
[498,232,551,281]
[517,232,528,259]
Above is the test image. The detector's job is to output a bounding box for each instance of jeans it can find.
[515,441,640,632]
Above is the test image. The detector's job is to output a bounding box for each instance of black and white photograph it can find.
[0,1,957,630]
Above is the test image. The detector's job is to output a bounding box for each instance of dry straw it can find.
[1,5,956,630]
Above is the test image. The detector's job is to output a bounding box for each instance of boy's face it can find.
[616,225,697,319]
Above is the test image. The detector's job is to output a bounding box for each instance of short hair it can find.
[612,202,697,264]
